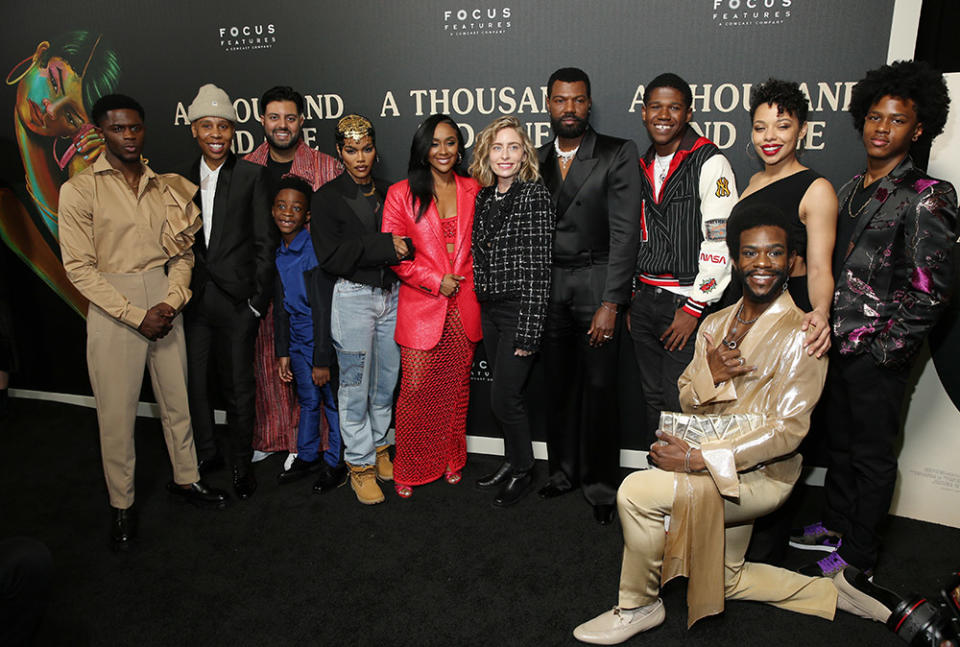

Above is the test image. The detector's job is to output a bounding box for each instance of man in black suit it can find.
[537,68,642,525]
[183,84,273,499]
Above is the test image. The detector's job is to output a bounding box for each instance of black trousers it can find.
[0,537,53,647]
[823,351,909,570]
[481,298,536,473]
[628,283,696,437]
[541,264,621,506]
[184,282,259,471]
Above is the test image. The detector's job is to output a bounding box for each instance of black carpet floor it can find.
[2,397,958,647]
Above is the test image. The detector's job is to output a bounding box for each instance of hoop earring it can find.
[5,49,42,86]
[457,151,462,164]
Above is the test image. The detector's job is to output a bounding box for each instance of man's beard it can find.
[266,128,300,151]
[732,266,789,304]
[551,113,588,139]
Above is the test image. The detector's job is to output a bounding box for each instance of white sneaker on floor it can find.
[573,600,665,644]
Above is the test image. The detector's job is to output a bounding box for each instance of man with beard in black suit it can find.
[533,67,642,525]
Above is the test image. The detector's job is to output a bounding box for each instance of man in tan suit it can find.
[59,94,227,552]
[572,206,890,644]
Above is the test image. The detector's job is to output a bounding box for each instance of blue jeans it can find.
[288,322,342,466]
[330,279,400,466]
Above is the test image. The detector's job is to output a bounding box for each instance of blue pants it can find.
[289,330,342,466]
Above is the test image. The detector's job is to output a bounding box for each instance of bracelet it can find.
[601,302,618,314]
[684,447,692,473]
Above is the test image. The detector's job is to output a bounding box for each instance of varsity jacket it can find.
[637,129,737,317]
[472,180,555,351]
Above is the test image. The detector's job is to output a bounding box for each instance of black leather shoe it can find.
[313,462,348,494]
[278,456,323,484]
[538,480,575,499]
[493,471,534,507]
[167,480,229,509]
[476,461,512,490]
[593,503,616,526]
[110,506,137,552]
[233,468,258,500]
[197,452,226,476]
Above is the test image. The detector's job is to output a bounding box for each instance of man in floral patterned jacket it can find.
[792,60,958,578]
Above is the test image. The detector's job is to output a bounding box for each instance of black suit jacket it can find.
[538,127,642,304]
[185,153,274,313]
[310,172,399,288]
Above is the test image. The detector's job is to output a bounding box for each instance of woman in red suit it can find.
[382,114,482,498]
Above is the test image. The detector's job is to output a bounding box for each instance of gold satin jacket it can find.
[665,290,828,626]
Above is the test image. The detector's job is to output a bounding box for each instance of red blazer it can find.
[382,175,482,350]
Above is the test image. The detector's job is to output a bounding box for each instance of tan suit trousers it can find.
[617,467,838,620]
[87,267,199,509]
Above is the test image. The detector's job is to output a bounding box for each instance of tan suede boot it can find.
[375,445,394,482]
[348,463,385,505]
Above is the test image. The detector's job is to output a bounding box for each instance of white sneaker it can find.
[252,450,274,463]
[573,600,665,644]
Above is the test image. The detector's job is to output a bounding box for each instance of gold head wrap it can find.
[336,114,373,142]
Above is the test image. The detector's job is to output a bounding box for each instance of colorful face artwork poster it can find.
[1,31,120,317]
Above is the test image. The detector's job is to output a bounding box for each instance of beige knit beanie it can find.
[187,84,237,123]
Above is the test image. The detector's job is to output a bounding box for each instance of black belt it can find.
[553,250,609,268]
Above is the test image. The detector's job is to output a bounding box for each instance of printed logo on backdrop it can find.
[443,7,512,37]
[219,23,276,52]
[471,357,493,383]
[712,0,793,27]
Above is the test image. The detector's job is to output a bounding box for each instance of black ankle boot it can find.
[476,461,512,490]
[493,470,534,507]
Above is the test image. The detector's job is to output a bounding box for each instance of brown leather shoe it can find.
[375,445,394,482]
[348,463,385,505]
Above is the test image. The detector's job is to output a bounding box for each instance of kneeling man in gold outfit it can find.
[574,204,890,644]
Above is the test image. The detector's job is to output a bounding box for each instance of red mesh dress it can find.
[393,215,476,488]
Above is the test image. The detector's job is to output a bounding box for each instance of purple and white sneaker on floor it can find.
[799,551,874,579]
[788,522,842,552]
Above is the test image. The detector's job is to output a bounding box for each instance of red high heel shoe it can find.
[444,469,462,485]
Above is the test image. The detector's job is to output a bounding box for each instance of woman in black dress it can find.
[731,78,838,358]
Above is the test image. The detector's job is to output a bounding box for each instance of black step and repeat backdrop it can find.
[1,0,900,450]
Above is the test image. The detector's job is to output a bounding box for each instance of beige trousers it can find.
[86,268,199,509]
[617,467,837,620]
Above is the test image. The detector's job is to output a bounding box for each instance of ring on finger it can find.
[737,357,744,366]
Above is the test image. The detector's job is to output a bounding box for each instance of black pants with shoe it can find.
[628,283,696,438]
[541,263,621,505]
[481,298,536,474]
[823,350,910,570]
[185,282,259,473]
